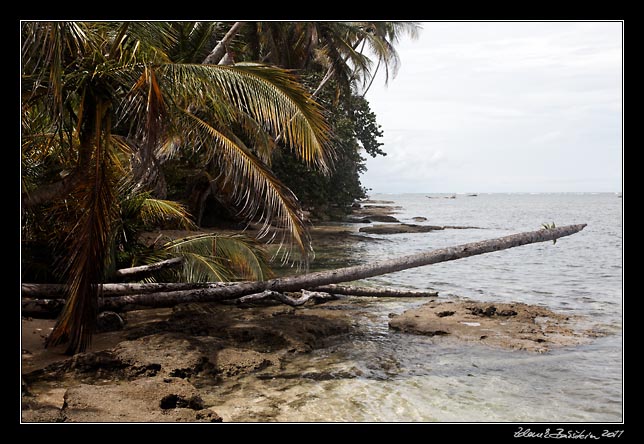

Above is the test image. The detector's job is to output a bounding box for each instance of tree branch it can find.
[113,257,184,280]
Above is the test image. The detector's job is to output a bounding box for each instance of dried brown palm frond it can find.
[45,97,121,355]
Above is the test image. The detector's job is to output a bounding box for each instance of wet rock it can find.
[214,348,276,377]
[96,311,125,332]
[47,350,127,377]
[159,393,204,410]
[114,333,215,378]
[58,377,218,422]
[359,224,480,235]
[469,305,497,317]
[497,309,518,317]
[196,410,223,422]
[426,330,449,337]
[388,299,596,353]
[364,215,400,223]
[436,311,455,317]
[359,224,444,235]
[346,215,400,224]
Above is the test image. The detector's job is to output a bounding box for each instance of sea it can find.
[203,192,623,423]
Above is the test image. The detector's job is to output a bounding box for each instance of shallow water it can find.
[203,193,623,422]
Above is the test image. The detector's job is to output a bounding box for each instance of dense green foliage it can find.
[21,21,417,353]
[272,78,385,219]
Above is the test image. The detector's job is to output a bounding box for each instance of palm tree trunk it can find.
[311,285,438,298]
[202,22,246,65]
[97,224,586,311]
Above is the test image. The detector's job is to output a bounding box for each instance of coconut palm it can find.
[237,21,421,96]
[21,21,330,354]
[112,186,273,283]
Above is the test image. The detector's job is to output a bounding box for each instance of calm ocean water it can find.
[204,193,623,422]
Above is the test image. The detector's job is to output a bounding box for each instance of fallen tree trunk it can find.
[312,284,438,298]
[21,282,437,299]
[22,298,66,319]
[21,281,240,298]
[21,286,430,316]
[96,224,586,311]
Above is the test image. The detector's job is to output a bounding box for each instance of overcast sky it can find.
[361,21,622,194]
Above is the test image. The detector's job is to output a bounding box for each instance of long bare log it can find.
[96,224,586,311]
[21,281,241,298]
[312,285,438,298]
[21,282,437,299]
[22,298,66,318]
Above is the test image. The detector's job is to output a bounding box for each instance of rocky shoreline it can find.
[348,199,480,234]
[22,302,354,422]
[22,295,604,422]
[388,299,604,353]
[21,199,605,423]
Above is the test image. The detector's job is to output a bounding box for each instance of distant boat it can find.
[426,194,456,199]
[467,193,478,197]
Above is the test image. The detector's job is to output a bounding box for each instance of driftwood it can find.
[113,257,184,280]
[235,290,337,306]
[312,285,438,298]
[22,224,586,315]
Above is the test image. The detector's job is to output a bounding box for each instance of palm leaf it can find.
[139,198,197,230]
[178,111,311,264]
[157,62,331,171]
[162,233,272,282]
[46,97,120,354]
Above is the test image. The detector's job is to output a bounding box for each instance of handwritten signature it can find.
[514,427,624,440]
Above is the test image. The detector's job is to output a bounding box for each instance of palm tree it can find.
[112,186,273,283]
[21,21,330,354]
[237,22,421,96]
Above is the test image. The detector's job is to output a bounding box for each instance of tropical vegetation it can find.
[21,21,419,354]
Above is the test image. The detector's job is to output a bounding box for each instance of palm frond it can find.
[234,112,277,165]
[358,22,422,86]
[162,233,272,282]
[139,197,197,230]
[169,22,219,63]
[158,63,331,171]
[179,252,232,282]
[46,98,119,354]
[179,111,311,264]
